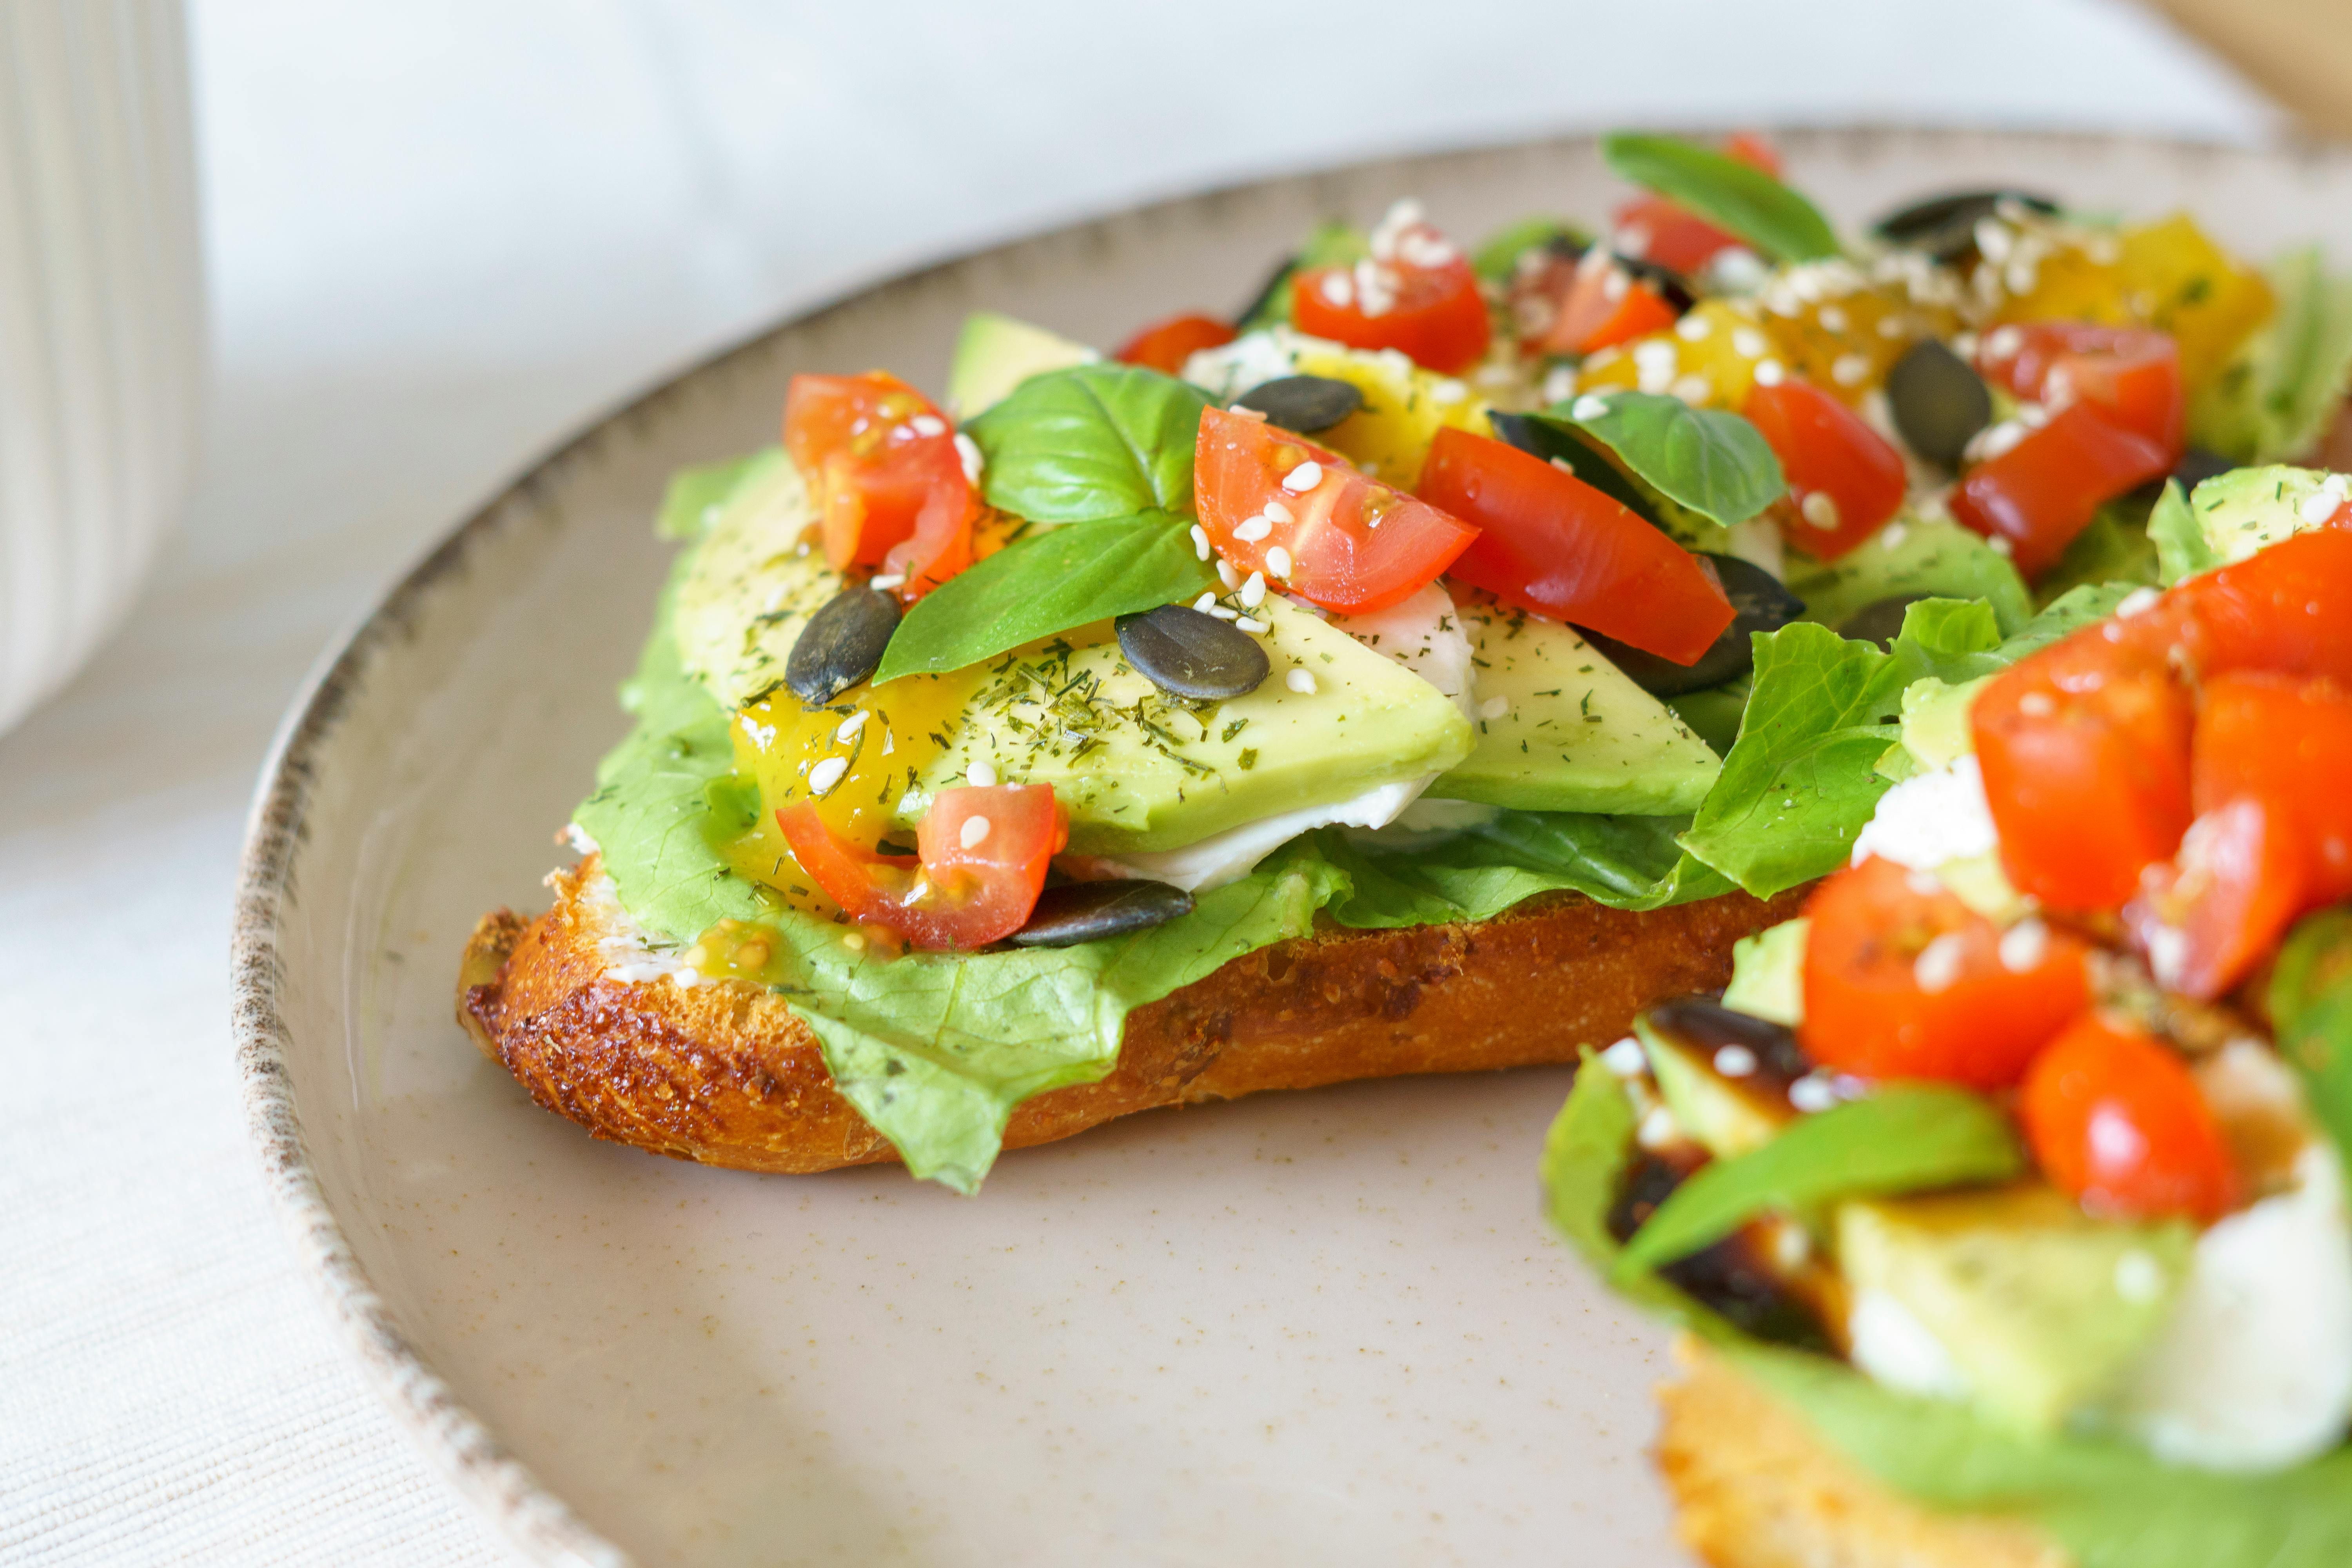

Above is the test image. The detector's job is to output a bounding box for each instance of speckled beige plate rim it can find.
[230,127,2352,1568]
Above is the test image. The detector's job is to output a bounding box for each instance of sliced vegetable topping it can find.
[1977,321,2185,457]
[1290,204,1490,373]
[776,784,1067,951]
[1799,855,2089,1089]
[1528,249,1684,356]
[783,371,976,596]
[1417,425,1733,664]
[1742,376,1907,558]
[1194,406,1477,614]
[1947,403,2172,577]
[1114,312,1236,375]
[2018,1014,2239,1222]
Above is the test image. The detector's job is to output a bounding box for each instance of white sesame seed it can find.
[1752,359,1786,386]
[1265,546,1293,580]
[1190,523,1210,561]
[2326,473,2350,499]
[955,432,984,485]
[1676,313,1712,342]
[870,573,906,591]
[1281,461,1323,493]
[1987,534,2014,557]
[2017,401,2050,430]
[1877,314,1906,339]
[1431,378,1468,404]
[1831,353,1870,386]
[960,814,992,849]
[1193,592,1219,613]
[968,759,998,787]
[1216,557,1240,590]
[2020,691,2055,717]
[1601,1036,1648,1077]
[842,931,866,952]
[1263,499,1294,524]
[1319,271,1354,308]
[808,756,849,795]
[2115,587,2162,619]
[1479,695,1510,720]
[1636,1104,1682,1149]
[1602,269,1629,303]
[1973,419,2026,461]
[1234,515,1274,543]
[1817,305,1848,333]
[1800,490,1842,530]
[834,710,869,744]
[1616,223,1653,260]
[1879,522,1910,550]
[1714,1045,1758,1078]
[1571,394,1612,421]
[1240,571,1267,607]
[1550,456,1577,475]
[1998,918,2049,973]
[1984,325,2024,361]
[1789,1075,1838,1113]
[909,413,947,437]
[1974,218,2013,263]
[1287,668,1317,695]
[1670,374,1711,405]
[1206,604,1239,621]
[2299,488,2342,524]
[1731,327,1769,359]
[1913,933,1968,993]
[1234,615,1270,633]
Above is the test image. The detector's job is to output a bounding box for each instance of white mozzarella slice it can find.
[1328,579,1478,720]
[1090,776,1432,893]
[1849,755,1999,871]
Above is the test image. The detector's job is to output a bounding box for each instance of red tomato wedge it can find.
[2125,794,2308,1000]
[1610,132,1781,275]
[1742,377,1907,559]
[1947,404,2172,578]
[1115,312,1235,375]
[783,372,976,597]
[1799,856,2090,1089]
[776,785,1067,951]
[1978,322,2184,457]
[1194,407,1478,614]
[1291,216,1490,374]
[2194,671,2352,904]
[1972,618,2196,910]
[1537,251,1681,357]
[2173,525,2352,685]
[1417,426,1733,664]
[2020,1014,2238,1222]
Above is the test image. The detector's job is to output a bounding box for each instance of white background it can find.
[0,2,2279,1561]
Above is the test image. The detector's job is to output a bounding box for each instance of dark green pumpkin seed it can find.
[1582,554,1805,697]
[1614,252,1697,313]
[1885,339,1991,468]
[785,586,900,704]
[1489,411,1669,531]
[1873,189,2059,261]
[1009,879,1195,947]
[1115,604,1270,700]
[1838,593,1932,650]
[1234,374,1364,434]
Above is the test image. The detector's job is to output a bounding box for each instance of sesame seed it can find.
[1430,377,1468,404]
[2020,690,2055,717]
[1193,592,1219,613]
[1206,604,1239,621]
[1543,365,1579,403]
[871,573,906,590]
[1234,615,1270,633]
[1601,1036,1648,1077]
[1789,1075,1838,1113]
[834,710,869,743]
[1282,461,1323,493]
[1800,491,1841,530]
[1831,353,1870,386]
[1714,1045,1758,1078]
[1676,313,1711,342]
[1319,271,1354,308]
[1234,515,1273,543]
[1817,305,1848,333]
[1263,499,1294,524]
[1974,218,2013,263]
[960,815,992,849]
[1190,523,1210,560]
[1216,557,1240,590]
[1265,546,1293,579]
[1602,269,1629,303]
[842,932,866,952]
[955,432,984,484]
[1877,314,1906,339]
[2299,488,2341,524]
[1731,327,1769,359]
[1998,918,2049,973]
[808,757,849,795]
[1987,534,2014,557]
[1479,695,1510,720]
[1550,456,1576,474]
[968,759,998,787]
[1984,325,2024,361]
[1880,521,1910,550]
[1670,374,1711,405]
[1616,223,1653,260]
[1240,571,1267,607]
[1570,394,1612,421]
[909,413,947,437]
[2115,587,2162,619]
[1636,1105,1681,1149]
[2017,401,2050,429]
[1287,668,1317,695]
[1752,359,1786,386]
[1913,933,1967,993]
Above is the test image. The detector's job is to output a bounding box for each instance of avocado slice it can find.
[1785,517,2033,637]
[1637,1015,1794,1160]
[947,311,1097,419]
[1424,597,1720,816]
[1896,673,1989,773]
[1839,1184,2193,1435]
[2185,463,2339,568]
[1722,918,1808,1027]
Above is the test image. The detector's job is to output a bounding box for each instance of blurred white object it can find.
[0,0,203,736]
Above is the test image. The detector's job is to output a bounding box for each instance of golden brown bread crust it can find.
[1656,1340,2070,1568]
[457,855,1805,1174]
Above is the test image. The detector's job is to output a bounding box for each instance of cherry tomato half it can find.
[1978,321,2184,457]
[1947,403,2171,579]
[783,372,975,597]
[776,784,1066,951]
[1194,407,1478,614]
[1800,855,2090,1089]
[1534,249,1681,357]
[1115,312,1235,376]
[2194,671,2352,905]
[1292,218,1490,374]
[2020,1013,2239,1222]
[1743,377,1907,559]
[1972,619,2196,910]
[1418,426,1733,664]
[2125,793,2308,1000]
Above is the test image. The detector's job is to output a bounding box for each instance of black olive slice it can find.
[1580,554,1805,697]
[785,586,900,704]
[1885,338,1992,468]
[1009,880,1195,947]
[1233,374,1364,434]
[1114,603,1270,701]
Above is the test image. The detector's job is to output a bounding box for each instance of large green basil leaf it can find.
[1601,132,1840,263]
[966,363,1214,522]
[1554,389,1786,529]
[1613,1085,2024,1277]
[872,510,1213,683]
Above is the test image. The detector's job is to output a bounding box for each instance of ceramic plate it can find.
[234,129,2352,1568]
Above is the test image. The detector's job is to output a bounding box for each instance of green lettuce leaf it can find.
[1600,132,1840,263]
[2149,477,2223,586]
[965,363,1215,522]
[1236,221,1366,331]
[1555,389,1786,530]
[872,509,1212,683]
[1315,810,1730,928]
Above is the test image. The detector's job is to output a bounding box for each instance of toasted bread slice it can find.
[1657,1340,2070,1568]
[457,855,1805,1174]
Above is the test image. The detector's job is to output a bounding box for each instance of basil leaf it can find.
[1541,1056,1724,1327]
[1237,221,1369,330]
[1613,1085,2024,1278]
[1554,390,1786,529]
[965,363,1216,523]
[2267,909,2352,1164]
[872,510,1214,683]
[1601,132,1840,264]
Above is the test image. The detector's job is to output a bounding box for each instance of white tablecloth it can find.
[0,2,2276,1560]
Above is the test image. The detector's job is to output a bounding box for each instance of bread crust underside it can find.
[457,855,1805,1175]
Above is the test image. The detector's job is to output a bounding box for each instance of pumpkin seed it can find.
[1886,338,1991,468]
[1582,554,1804,696]
[1115,603,1270,700]
[1008,879,1195,947]
[785,586,900,704]
[1873,188,2058,261]
[1233,374,1363,434]
[1837,593,1933,650]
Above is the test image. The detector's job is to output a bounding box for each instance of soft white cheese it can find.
[2111,1140,2352,1470]
[1328,579,1478,720]
[1092,776,1432,892]
[573,867,701,986]
[1181,327,1321,402]
[1847,1288,1972,1402]
[1849,755,1999,871]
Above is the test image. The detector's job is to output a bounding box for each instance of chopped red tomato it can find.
[1611,132,1780,275]
[2020,1014,2238,1222]
[1194,407,1478,614]
[783,372,975,597]
[2194,671,2352,904]
[2173,526,2352,685]
[2125,794,2308,1000]
[1742,378,1907,559]
[775,784,1067,951]
[1978,322,2184,457]
[1800,856,2090,1089]
[1947,404,2171,578]
[1530,250,1681,357]
[1291,218,1490,374]
[1972,621,2196,910]
[1115,312,1235,375]
[1418,427,1732,664]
